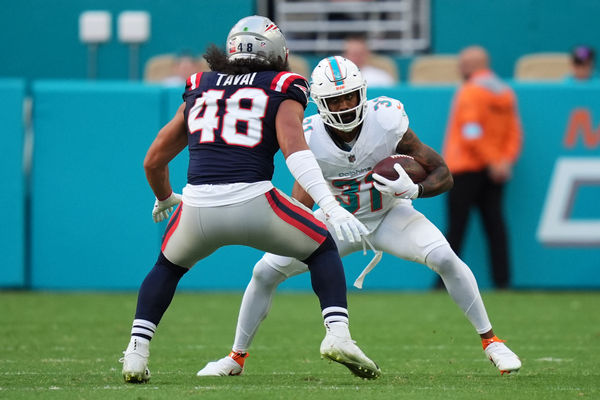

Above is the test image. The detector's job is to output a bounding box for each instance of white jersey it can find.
[303,96,411,230]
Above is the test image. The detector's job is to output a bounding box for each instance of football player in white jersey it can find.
[197,56,521,377]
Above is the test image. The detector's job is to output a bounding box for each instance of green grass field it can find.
[1,291,599,399]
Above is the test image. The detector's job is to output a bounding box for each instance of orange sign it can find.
[564,109,600,148]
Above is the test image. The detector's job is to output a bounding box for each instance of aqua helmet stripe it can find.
[326,56,344,87]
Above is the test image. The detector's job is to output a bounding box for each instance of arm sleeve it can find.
[285,150,338,212]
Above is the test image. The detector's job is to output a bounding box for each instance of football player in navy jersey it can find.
[197,56,521,377]
[120,16,380,383]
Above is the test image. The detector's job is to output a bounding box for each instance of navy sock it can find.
[134,252,188,326]
[302,233,348,311]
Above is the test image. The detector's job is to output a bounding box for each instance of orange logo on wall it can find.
[564,108,600,148]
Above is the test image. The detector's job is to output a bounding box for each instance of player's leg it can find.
[478,178,510,289]
[236,189,379,378]
[371,204,491,332]
[197,253,307,376]
[233,255,301,352]
[426,244,520,373]
[121,252,188,383]
[304,233,379,379]
[371,203,520,373]
[424,245,491,333]
[122,203,218,383]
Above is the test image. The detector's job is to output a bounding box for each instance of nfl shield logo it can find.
[348,154,356,163]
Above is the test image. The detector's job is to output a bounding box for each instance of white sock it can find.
[322,306,349,326]
[426,245,492,334]
[131,319,156,342]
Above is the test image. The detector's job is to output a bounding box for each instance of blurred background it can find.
[1,0,599,291]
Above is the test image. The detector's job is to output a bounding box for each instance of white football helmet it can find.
[226,16,288,63]
[310,56,367,132]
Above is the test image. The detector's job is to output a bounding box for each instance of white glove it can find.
[322,201,369,243]
[372,163,420,200]
[152,192,182,223]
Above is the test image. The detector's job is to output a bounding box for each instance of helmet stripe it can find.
[326,56,344,86]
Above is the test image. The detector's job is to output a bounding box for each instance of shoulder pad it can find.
[271,72,309,108]
[369,96,409,133]
[270,72,308,93]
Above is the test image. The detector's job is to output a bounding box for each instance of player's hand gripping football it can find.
[322,201,369,243]
[152,192,182,223]
[372,163,420,200]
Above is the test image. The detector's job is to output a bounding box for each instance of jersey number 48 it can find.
[188,88,267,147]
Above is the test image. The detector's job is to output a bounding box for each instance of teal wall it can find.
[8,81,598,291]
[30,81,164,289]
[2,1,600,290]
[2,1,599,81]
[0,80,26,287]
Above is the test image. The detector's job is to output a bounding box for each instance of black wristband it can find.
[417,184,424,198]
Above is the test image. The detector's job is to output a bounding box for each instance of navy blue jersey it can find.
[182,70,309,185]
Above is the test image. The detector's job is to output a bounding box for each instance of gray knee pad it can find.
[252,256,288,287]
[425,244,463,276]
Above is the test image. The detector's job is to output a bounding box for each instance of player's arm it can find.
[276,99,368,241]
[144,103,188,199]
[396,128,453,198]
[276,100,311,156]
[144,103,188,222]
[291,181,316,209]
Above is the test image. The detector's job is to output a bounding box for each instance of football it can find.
[372,154,427,183]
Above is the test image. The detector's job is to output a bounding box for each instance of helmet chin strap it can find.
[333,112,357,130]
[326,103,364,132]
[334,122,360,133]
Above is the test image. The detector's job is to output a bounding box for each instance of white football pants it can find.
[161,188,327,269]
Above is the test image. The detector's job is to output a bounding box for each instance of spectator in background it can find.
[442,46,522,289]
[161,51,199,87]
[343,36,395,87]
[564,45,598,82]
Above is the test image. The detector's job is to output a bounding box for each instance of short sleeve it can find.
[181,72,204,101]
[269,72,310,109]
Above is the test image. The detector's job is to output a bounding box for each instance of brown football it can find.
[372,154,427,183]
